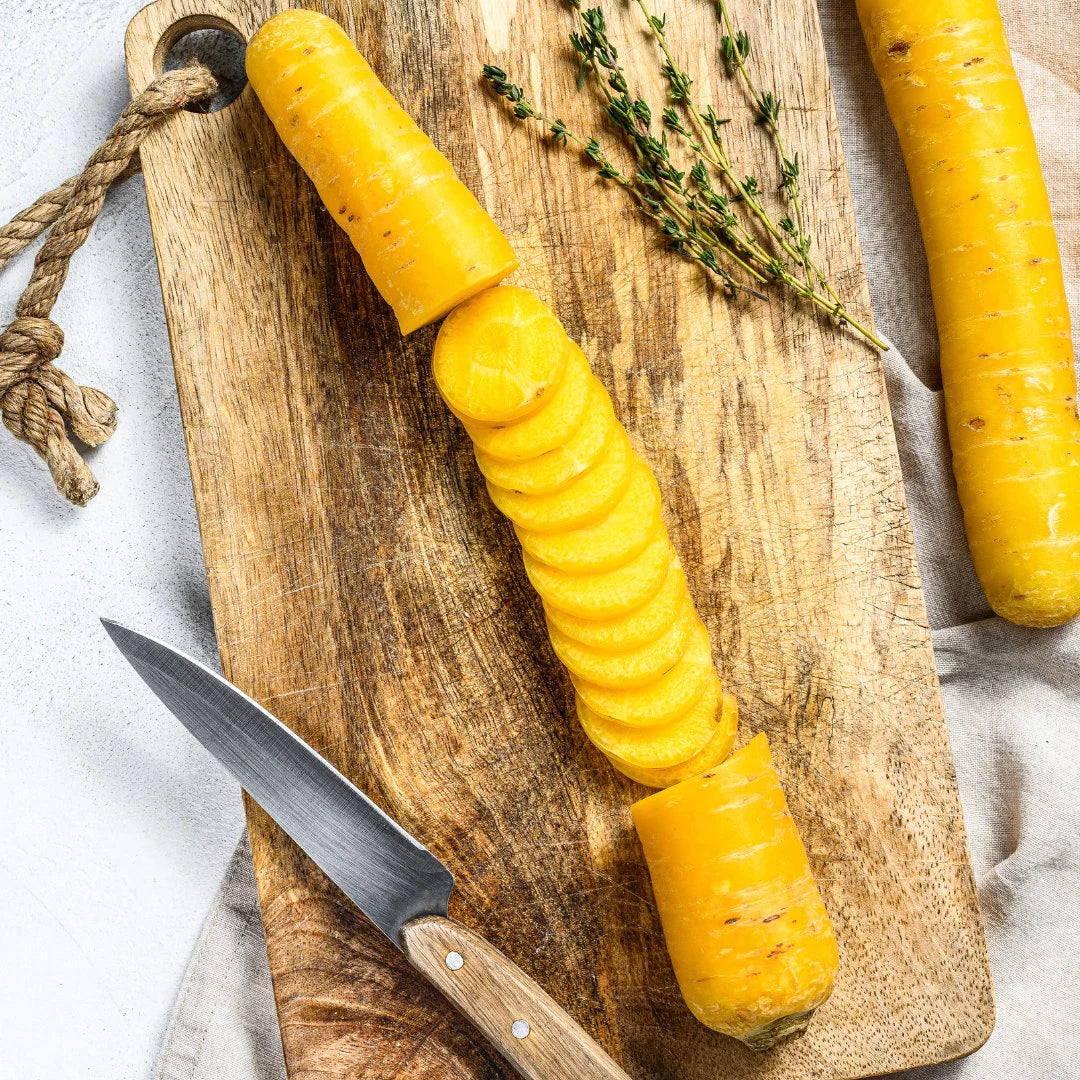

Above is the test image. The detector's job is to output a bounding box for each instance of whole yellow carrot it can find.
[631,734,838,1049]
[858,0,1080,627]
[246,10,517,334]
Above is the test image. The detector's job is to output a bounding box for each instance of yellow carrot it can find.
[631,734,839,1049]
[246,10,517,334]
[858,0,1080,627]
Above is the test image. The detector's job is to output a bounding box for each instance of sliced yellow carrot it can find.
[246,10,517,334]
[523,530,672,619]
[515,457,661,572]
[631,733,839,1049]
[548,597,692,689]
[432,287,568,423]
[432,284,729,785]
[543,558,687,651]
[571,618,712,726]
[474,384,615,494]
[576,672,722,768]
[461,345,594,461]
[604,692,739,787]
[487,428,631,532]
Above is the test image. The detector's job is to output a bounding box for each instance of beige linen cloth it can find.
[155,3,1080,1077]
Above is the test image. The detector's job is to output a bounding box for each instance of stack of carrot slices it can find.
[433,285,737,787]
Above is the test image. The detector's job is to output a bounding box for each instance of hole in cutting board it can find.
[160,19,247,113]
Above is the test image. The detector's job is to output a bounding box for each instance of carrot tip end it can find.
[737,1008,818,1052]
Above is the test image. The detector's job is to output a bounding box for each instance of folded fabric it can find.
[156,838,286,1080]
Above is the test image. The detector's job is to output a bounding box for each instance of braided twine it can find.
[0,62,216,505]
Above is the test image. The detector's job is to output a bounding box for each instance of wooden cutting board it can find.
[126,0,994,1076]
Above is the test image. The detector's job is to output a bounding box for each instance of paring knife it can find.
[101,619,632,1080]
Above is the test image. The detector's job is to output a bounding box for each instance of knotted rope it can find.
[0,62,216,505]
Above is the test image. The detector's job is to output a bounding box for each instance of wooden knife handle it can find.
[401,915,633,1080]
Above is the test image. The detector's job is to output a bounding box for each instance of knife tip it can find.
[100,617,134,649]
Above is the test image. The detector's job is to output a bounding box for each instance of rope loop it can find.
[0,316,64,387]
[0,62,217,505]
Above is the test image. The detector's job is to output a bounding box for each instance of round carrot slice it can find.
[543,558,687,651]
[571,618,713,727]
[474,383,615,494]
[488,428,631,532]
[548,596,692,689]
[461,345,593,461]
[433,286,567,422]
[604,692,738,787]
[576,671,722,768]
[515,456,662,572]
[523,530,672,619]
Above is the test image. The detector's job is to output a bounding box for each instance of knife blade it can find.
[101,618,632,1080]
[100,617,453,945]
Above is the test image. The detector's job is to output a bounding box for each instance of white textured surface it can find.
[0,4,244,1079]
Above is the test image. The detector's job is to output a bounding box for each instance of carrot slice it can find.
[605,692,738,787]
[474,384,615,494]
[523,531,672,619]
[433,287,568,423]
[548,596,692,689]
[515,457,661,572]
[543,558,686,651]
[460,346,594,461]
[571,618,712,727]
[488,429,631,532]
[576,671,722,768]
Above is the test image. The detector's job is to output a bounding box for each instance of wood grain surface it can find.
[126,0,994,1077]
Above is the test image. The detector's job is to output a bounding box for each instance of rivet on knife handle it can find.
[402,915,633,1080]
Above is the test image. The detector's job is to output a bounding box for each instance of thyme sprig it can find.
[569,5,774,277]
[482,1,885,349]
[716,0,812,288]
[483,64,765,296]
[631,0,879,340]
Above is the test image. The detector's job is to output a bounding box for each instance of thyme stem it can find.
[570,3,774,275]
[481,2,886,350]
[715,0,813,289]
[631,0,807,272]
